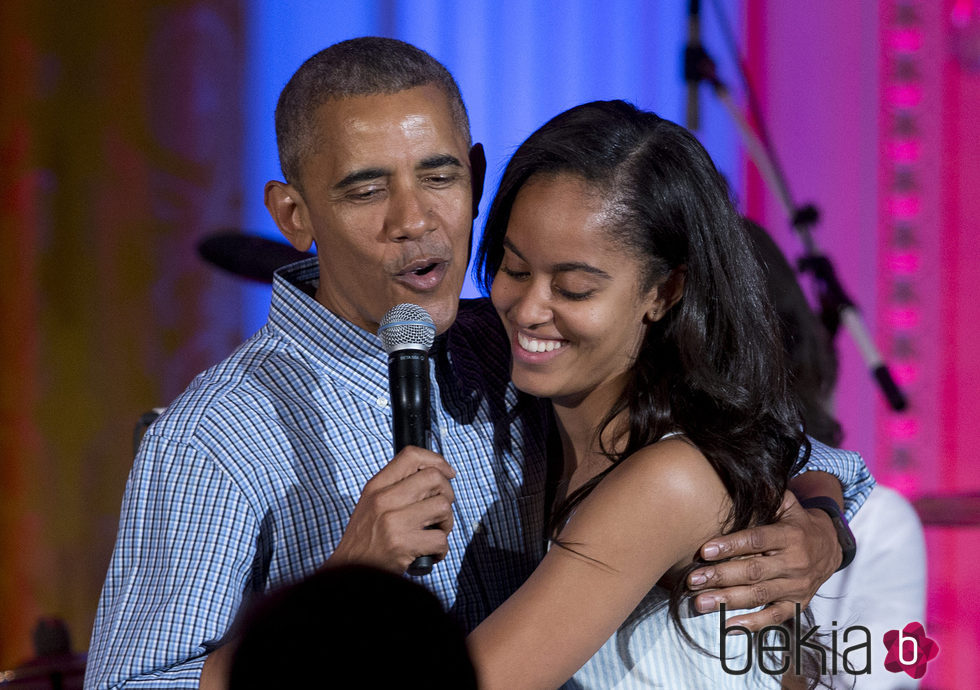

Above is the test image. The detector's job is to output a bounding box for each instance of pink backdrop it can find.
[745,1,980,684]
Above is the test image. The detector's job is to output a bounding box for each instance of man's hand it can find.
[686,490,842,630]
[327,446,456,574]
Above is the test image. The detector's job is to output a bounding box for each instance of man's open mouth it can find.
[395,259,449,291]
[411,262,438,276]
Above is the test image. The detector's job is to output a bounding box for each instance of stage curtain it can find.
[0,0,246,667]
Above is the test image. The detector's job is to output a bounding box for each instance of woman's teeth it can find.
[518,332,565,353]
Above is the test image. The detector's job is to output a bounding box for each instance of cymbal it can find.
[198,230,314,284]
[913,492,980,527]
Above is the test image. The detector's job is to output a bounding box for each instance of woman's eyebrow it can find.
[502,238,611,279]
[553,261,611,279]
[502,237,526,261]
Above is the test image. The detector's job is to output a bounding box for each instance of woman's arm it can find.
[467,438,731,689]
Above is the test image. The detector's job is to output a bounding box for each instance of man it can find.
[86,37,872,688]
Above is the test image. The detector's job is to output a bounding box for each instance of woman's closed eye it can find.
[500,265,596,301]
[499,264,530,280]
[555,286,594,301]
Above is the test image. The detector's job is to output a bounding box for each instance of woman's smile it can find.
[512,330,568,363]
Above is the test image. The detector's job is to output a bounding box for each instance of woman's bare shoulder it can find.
[609,436,727,508]
[563,436,732,571]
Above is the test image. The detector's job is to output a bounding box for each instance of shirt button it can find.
[377,396,389,408]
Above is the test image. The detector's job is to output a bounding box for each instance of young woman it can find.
[467,101,807,688]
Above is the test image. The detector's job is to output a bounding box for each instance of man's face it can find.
[276,85,479,335]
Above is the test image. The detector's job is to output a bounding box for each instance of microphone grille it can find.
[378,303,436,353]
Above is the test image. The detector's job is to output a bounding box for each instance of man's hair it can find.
[275,36,471,187]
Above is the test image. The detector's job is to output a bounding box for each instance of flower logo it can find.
[883,622,939,679]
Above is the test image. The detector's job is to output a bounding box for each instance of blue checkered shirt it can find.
[85,258,872,688]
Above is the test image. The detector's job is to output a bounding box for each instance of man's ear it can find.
[645,266,687,322]
[264,180,314,251]
[469,143,486,219]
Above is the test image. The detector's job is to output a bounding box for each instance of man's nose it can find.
[385,187,431,241]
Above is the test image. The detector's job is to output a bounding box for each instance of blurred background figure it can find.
[0,617,86,689]
[227,565,477,689]
[747,220,927,689]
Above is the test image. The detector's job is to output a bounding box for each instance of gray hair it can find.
[275,36,471,187]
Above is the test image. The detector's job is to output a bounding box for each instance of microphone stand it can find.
[687,40,908,412]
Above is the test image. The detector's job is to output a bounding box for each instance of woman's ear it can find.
[265,180,314,251]
[645,266,687,322]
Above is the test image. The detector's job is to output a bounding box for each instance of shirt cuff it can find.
[794,435,876,521]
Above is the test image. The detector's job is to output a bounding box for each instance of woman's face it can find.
[491,173,667,408]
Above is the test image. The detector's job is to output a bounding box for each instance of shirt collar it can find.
[267,258,481,406]
[269,258,391,406]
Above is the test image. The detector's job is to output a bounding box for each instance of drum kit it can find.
[197,229,314,283]
[0,619,85,688]
[0,232,312,689]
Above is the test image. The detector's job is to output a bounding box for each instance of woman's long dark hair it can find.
[475,100,809,643]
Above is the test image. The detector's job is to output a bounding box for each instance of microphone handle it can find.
[390,350,430,451]
[388,350,435,575]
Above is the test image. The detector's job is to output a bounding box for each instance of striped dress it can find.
[565,586,783,689]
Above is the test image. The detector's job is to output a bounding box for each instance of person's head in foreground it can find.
[228,565,477,689]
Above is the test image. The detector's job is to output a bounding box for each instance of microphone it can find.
[684,0,702,131]
[378,303,437,576]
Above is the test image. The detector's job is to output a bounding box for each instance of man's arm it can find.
[89,438,456,689]
[85,438,258,689]
[685,440,874,630]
